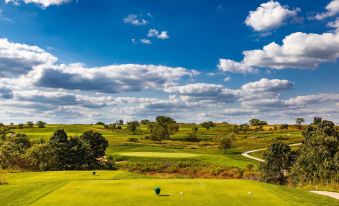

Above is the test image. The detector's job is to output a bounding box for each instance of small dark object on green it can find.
[93,171,96,175]
[154,186,161,195]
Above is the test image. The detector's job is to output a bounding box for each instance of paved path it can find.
[310,191,339,200]
[241,143,302,162]
[241,143,339,200]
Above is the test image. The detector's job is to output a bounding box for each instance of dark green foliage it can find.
[149,116,178,141]
[95,122,105,125]
[279,124,288,130]
[68,137,93,169]
[17,124,24,129]
[200,121,216,130]
[81,130,108,158]
[249,119,268,126]
[295,118,305,130]
[27,121,34,128]
[36,121,46,128]
[259,141,296,185]
[48,130,71,169]
[0,129,111,171]
[291,118,338,185]
[218,136,233,154]
[127,121,140,134]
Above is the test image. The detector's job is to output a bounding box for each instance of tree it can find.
[279,124,288,130]
[48,129,70,169]
[249,119,267,126]
[27,121,34,128]
[26,143,54,171]
[127,121,140,134]
[259,141,295,185]
[291,118,338,185]
[149,116,178,141]
[81,130,108,159]
[68,137,93,169]
[296,118,305,130]
[140,119,151,125]
[200,121,216,130]
[95,122,105,125]
[17,124,24,129]
[36,121,46,128]
[218,136,233,154]
[0,134,32,169]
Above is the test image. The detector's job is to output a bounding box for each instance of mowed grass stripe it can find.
[29,179,337,206]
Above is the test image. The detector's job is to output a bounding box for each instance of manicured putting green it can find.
[117,152,201,158]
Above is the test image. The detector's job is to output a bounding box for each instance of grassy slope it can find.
[10,124,303,169]
[0,171,337,206]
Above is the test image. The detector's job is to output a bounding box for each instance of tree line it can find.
[0,129,114,171]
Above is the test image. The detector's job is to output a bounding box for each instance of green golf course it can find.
[0,171,337,206]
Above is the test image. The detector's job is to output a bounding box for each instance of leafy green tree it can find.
[17,124,24,129]
[26,143,54,171]
[48,129,70,169]
[68,137,93,169]
[218,136,233,154]
[279,124,288,130]
[36,121,46,128]
[27,121,34,128]
[249,119,267,126]
[149,116,178,141]
[291,118,338,185]
[260,141,295,185]
[95,122,105,125]
[296,118,305,130]
[127,121,140,134]
[81,130,108,159]
[0,134,32,169]
[200,121,216,130]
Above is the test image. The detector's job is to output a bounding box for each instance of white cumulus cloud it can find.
[5,0,72,8]
[245,1,299,31]
[314,0,339,20]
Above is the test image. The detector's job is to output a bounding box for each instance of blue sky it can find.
[0,0,338,124]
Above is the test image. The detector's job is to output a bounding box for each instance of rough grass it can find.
[0,171,336,206]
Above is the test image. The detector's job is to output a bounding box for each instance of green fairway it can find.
[117,152,202,158]
[0,171,337,206]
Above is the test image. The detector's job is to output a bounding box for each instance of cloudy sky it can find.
[0,0,338,124]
